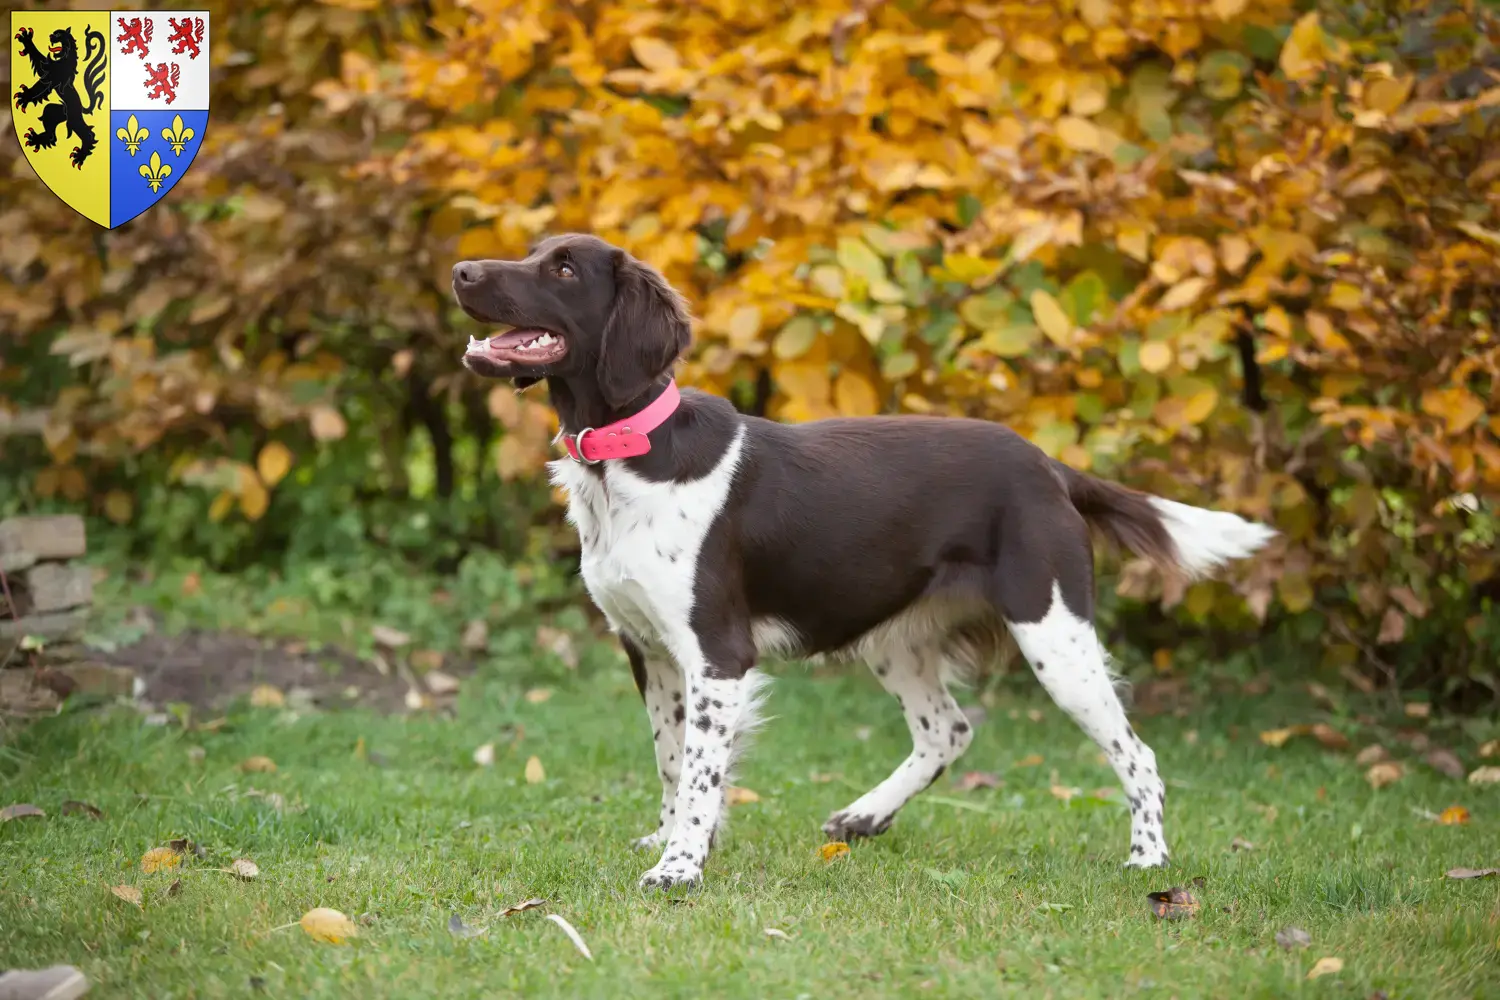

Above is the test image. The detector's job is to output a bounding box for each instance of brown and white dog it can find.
[454,233,1275,890]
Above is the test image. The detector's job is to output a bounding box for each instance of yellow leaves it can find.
[1158,277,1209,312]
[817,841,849,862]
[1029,290,1073,347]
[1365,761,1404,789]
[773,317,820,361]
[1455,220,1500,251]
[629,38,679,74]
[524,755,545,784]
[309,405,347,442]
[726,786,760,805]
[240,756,278,774]
[1138,342,1174,375]
[1306,956,1344,980]
[141,846,183,874]
[103,490,134,524]
[299,907,358,944]
[834,371,880,417]
[255,442,292,488]
[1279,13,1345,84]
[1437,806,1470,826]
[935,253,999,286]
[1012,35,1058,65]
[1055,117,1102,153]
[1326,282,1364,312]
[1421,388,1486,436]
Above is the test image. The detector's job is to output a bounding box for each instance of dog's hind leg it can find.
[999,545,1170,867]
[623,634,684,852]
[823,642,974,841]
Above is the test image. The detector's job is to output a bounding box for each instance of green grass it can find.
[3,661,1498,999]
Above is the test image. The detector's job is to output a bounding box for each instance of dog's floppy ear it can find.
[597,250,691,410]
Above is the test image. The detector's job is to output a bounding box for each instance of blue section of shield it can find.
[108,109,207,228]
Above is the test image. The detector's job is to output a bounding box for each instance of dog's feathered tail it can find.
[1052,461,1277,580]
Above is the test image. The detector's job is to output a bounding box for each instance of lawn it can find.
[3,632,1498,1000]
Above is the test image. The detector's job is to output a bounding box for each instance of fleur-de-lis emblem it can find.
[139,150,172,192]
[116,114,150,156]
[162,114,195,156]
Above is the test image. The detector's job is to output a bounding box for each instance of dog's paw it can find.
[631,831,665,852]
[822,809,892,841]
[1123,849,1170,869]
[638,858,703,891]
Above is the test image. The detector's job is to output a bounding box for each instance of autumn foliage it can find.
[2,0,1498,692]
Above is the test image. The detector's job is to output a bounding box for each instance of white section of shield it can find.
[108,10,211,112]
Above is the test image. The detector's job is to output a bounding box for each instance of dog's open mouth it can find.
[464,327,568,368]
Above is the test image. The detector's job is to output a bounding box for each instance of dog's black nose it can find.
[452,262,480,286]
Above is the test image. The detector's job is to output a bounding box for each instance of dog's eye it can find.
[557,262,575,279]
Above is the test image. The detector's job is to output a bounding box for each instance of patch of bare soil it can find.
[97,627,470,715]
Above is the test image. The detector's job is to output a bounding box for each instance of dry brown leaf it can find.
[0,803,45,822]
[524,687,553,704]
[473,742,496,767]
[763,927,791,940]
[141,846,183,874]
[461,619,489,651]
[1309,723,1349,751]
[1405,701,1431,719]
[1306,956,1344,980]
[424,670,461,695]
[1230,837,1255,852]
[228,858,260,880]
[411,649,445,672]
[1354,744,1390,766]
[1467,766,1500,785]
[726,786,760,805]
[1365,761,1404,788]
[111,884,143,908]
[499,897,547,917]
[166,878,182,897]
[524,755,545,784]
[954,771,1003,792]
[819,841,850,861]
[1425,749,1465,780]
[1445,867,1500,880]
[1259,726,1307,748]
[535,626,578,669]
[1014,754,1044,768]
[1479,739,1499,759]
[1146,886,1199,920]
[1437,806,1470,826]
[240,755,278,774]
[299,907,358,943]
[60,800,102,819]
[249,684,285,708]
[370,624,411,648]
[1050,784,1081,803]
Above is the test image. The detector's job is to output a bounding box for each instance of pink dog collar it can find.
[561,381,681,464]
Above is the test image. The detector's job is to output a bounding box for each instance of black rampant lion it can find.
[13,24,107,169]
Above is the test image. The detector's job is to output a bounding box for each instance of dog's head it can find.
[453,233,691,408]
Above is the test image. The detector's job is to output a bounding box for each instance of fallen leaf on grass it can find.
[1405,701,1431,719]
[249,685,285,708]
[60,800,103,819]
[141,846,183,874]
[1230,837,1256,852]
[300,907,358,944]
[1425,749,1466,779]
[954,771,1003,792]
[525,687,553,704]
[1437,806,1470,826]
[1355,744,1390,766]
[499,897,547,917]
[1276,926,1311,950]
[1014,754,1044,768]
[1307,956,1344,979]
[1445,867,1500,880]
[1309,723,1349,750]
[535,627,578,669]
[473,742,496,767]
[0,803,45,822]
[1366,761,1404,788]
[404,688,432,712]
[1479,739,1499,759]
[227,859,259,880]
[524,756,545,784]
[1049,784,1082,803]
[424,670,461,696]
[1259,726,1305,748]
[166,879,182,897]
[370,624,411,648]
[170,837,205,858]
[461,619,489,651]
[808,772,840,784]
[411,649,445,673]
[544,913,592,960]
[448,913,485,939]
[1147,887,1200,920]
[819,842,850,861]
[240,756,277,774]
[726,786,760,805]
[763,927,791,941]
[111,885,143,909]
[1468,766,1500,785]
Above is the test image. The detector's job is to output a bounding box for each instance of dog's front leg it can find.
[622,634,685,851]
[637,624,762,891]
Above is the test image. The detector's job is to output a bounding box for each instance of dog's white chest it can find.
[548,428,744,646]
